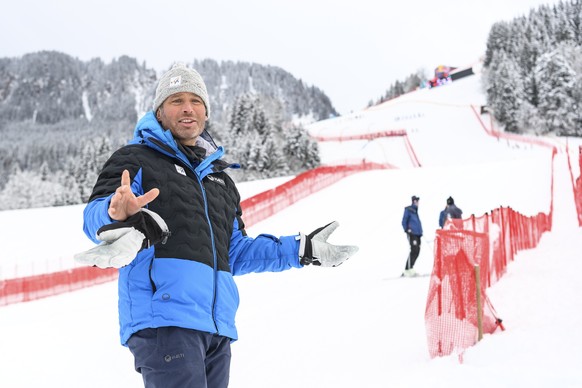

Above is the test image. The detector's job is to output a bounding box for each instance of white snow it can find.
[82,90,93,122]
[1,74,581,387]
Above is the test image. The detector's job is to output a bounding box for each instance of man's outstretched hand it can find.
[108,170,160,221]
[299,221,359,267]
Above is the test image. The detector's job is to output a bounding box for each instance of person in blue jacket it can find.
[438,196,463,228]
[74,63,358,388]
[401,195,423,277]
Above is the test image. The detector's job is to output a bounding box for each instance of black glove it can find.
[299,221,359,267]
[74,208,170,268]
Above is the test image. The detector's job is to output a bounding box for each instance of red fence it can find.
[0,161,393,307]
[578,146,582,225]
[425,146,556,359]
[310,129,406,142]
[0,267,117,307]
[568,144,582,226]
[240,162,394,226]
[425,230,500,358]
[312,129,421,168]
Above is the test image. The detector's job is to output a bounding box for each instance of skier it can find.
[438,196,463,229]
[401,195,423,277]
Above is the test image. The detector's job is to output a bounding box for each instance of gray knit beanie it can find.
[153,62,210,118]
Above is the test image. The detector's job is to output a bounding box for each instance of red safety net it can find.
[0,267,117,307]
[0,161,394,307]
[425,108,557,360]
[240,162,394,226]
[575,146,582,226]
[426,206,552,358]
[425,230,500,358]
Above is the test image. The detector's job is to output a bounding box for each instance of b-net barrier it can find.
[578,146,582,225]
[425,230,499,358]
[425,144,554,358]
[423,107,564,360]
[0,161,392,307]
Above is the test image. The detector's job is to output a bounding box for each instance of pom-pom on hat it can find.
[153,63,210,118]
[447,196,454,205]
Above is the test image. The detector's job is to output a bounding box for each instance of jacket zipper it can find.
[197,177,220,335]
[146,136,222,334]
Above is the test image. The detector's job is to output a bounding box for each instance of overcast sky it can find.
[2,0,564,114]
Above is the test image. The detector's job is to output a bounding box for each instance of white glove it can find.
[74,228,146,269]
[299,221,359,267]
[74,208,170,269]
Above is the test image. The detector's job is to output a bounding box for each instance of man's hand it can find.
[75,208,170,269]
[109,170,160,221]
[299,221,359,267]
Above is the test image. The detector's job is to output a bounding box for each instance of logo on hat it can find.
[169,76,182,87]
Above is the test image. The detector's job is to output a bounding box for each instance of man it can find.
[401,195,423,277]
[438,196,463,229]
[75,63,358,388]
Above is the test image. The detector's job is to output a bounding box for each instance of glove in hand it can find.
[74,208,170,269]
[299,221,359,267]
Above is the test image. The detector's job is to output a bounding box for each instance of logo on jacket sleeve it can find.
[206,175,226,186]
[175,164,187,176]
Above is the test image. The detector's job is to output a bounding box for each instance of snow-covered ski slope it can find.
[1,73,581,387]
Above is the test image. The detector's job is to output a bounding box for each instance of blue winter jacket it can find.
[438,204,463,228]
[401,204,423,236]
[82,112,302,345]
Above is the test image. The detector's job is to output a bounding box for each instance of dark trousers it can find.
[405,233,421,269]
[127,327,231,388]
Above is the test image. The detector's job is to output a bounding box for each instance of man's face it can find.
[156,92,207,146]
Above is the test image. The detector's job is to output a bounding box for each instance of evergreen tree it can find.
[565,0,582,45]
[255,135,286,178]
[225,94,288,179]
[283,124,320,172]
[0,169,66,210]
[76,140,98,202]
[535,50,578,135]
[484,21,512,67]
[61,159,83,205]
[485,52,524,133]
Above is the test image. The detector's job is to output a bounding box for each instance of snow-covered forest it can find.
[1,0,581,210]
[483,0,582,136]
[0,54,331,210]
[369,1,582,136]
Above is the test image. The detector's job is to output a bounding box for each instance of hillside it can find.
[0,51,335,202]
[0,73,581,387]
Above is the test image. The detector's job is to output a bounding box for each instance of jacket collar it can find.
[130,111,237,174]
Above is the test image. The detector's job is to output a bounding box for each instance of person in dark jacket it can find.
[401,195,423,277]
[438,196,463,228]
[74,63,358,388]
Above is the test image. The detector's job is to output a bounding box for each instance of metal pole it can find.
[475,264,483,341]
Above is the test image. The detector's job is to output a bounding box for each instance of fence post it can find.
[475,264,483,341]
